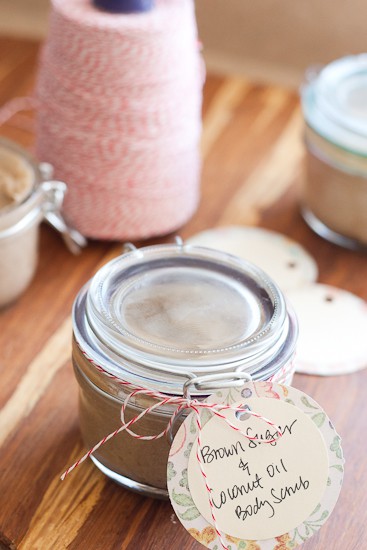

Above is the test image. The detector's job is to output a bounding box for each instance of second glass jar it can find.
[301,54,367,249]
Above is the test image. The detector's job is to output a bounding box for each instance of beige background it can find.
[0,0,366,86]
[196,0,367,86]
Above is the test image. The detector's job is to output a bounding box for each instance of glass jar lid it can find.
[302,54,367,156]
[74,243,296,393]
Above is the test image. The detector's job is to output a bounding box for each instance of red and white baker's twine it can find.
[0,97,37,127]
[33,0,204,240]
[61,347,282,550]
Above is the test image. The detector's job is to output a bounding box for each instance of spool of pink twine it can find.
[36,0,203,240]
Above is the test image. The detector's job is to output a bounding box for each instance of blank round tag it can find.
[288,284,367,375]
[186,226,318,291]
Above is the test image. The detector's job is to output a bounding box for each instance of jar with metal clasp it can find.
[0,137,86,307]
[72,241,298,498]
[301,54,367,249]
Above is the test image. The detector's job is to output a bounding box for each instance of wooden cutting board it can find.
[0,36,366,550]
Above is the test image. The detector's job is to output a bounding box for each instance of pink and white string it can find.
[61,347,282,550]
[0,97,37,129]
[0,96,38,144]
[35,0,203,240]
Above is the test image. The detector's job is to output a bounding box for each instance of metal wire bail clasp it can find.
[167,371,253,444]
[183,371,253,400]
[40,180,87,254]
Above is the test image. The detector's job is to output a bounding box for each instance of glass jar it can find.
[301,54,367,249]
[72,242,298,498]
[0,137,86,307]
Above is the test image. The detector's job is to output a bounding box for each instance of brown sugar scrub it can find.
[0,138,86,307]
[301,55,367,249]
[72,243,298,498]
[0,140,37,307]
[303,129,367,245]
[0,144,34,208]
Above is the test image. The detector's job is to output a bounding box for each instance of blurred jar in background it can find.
[301,54,367,249]
[0,138,85,308]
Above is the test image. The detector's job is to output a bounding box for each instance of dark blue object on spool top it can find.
[93,0,154,13]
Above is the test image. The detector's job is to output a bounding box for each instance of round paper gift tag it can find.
[186,226,318,292]
[288,284,367,375]
[168,382,344,549]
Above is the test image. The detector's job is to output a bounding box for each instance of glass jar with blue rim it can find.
[301,54,367,249]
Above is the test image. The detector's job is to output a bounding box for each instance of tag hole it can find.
[287,261,297,269]
[236,406,251,421]
[325,295,334,303]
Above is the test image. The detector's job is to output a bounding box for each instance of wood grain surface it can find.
[0,37,366,550]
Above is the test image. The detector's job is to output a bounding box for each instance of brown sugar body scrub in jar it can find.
[72,242,298,498]
[301,54,367,249]
[0,139,38,306]
[0,138,85,307]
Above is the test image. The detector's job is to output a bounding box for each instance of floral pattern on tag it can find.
[167,382,344,549]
